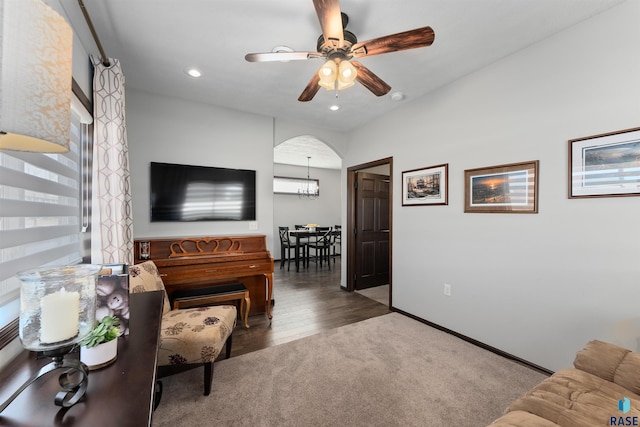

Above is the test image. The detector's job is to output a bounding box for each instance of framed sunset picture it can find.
[464,161,539,213]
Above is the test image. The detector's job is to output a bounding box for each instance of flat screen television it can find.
[150,162,256,222]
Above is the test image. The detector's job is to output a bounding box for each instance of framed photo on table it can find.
[568,127,640,198]
[97,264,130,335]
[402,164,448,206]
[464,160,539,213]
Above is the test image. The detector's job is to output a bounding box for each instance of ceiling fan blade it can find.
[351,61,391,97]
[313,0,344,49]
[245,52,323,62]
[298,73,322,102]
[351,26,435,58]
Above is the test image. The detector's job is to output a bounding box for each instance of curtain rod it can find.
[77,0,110,67]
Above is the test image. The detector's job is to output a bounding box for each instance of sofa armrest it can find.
[613,350,640,394]
[573,339,640,394]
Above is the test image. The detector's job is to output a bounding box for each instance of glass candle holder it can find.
[0,265,103,412]
[17,264,102,352]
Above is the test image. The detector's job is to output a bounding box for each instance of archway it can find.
[272,135,342,260]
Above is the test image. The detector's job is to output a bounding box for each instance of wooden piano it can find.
[134,235,273,317]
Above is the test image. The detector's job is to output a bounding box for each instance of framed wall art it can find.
[464,160,539,213]
[402,163,448,206]
[568,127,640,198]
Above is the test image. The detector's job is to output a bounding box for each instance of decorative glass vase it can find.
[0,264,102,411]
[17,264,102,352]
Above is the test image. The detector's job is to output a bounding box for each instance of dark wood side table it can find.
[0,291,164,427]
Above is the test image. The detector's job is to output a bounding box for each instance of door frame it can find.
[346,157,393,306]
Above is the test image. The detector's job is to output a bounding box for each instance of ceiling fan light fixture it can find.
[246,2,434,102]
[337,60,357,90]
[318,60,337,90]
[336,79,354,90]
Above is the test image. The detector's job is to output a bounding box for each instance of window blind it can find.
[0,107,85,330]
[273,176,320,195]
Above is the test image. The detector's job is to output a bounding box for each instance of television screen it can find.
[150,162,256,222]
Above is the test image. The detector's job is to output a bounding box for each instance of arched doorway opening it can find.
[272,135,342,260]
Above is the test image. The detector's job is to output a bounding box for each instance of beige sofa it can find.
[490,340,640,426]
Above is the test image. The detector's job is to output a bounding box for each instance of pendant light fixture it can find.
[298,157,319,200]
[0,0,73,153]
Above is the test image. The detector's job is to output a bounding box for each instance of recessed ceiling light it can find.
[271,45,294,53]
[391,92,404,101]
[329,105,340,111]
[185,68,202,78]
[271,46,295,62]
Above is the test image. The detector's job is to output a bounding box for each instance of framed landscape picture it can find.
[464,160,539,213]
[568,127,640,198]
[402,163,448,206]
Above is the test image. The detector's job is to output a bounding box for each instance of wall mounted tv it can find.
[150,162,256,222]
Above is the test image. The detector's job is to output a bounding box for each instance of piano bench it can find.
[171,283,251,329]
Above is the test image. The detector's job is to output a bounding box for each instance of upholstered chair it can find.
[129,260,236,396]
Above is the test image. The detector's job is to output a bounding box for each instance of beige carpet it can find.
[152,313,547,427]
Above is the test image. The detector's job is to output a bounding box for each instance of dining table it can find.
[288,228,338,272]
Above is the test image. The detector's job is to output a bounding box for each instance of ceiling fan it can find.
[245,0,435,102]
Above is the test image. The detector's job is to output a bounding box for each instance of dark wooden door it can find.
[354,172,390,290]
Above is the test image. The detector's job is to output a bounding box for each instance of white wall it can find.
[127,92,349,260]
[127,90,276,250]
[273,163,341,258]
[344,0,640,372]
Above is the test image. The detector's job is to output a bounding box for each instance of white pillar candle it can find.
[40,287,80,344]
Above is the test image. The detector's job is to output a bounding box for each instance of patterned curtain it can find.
[91,57,134,265]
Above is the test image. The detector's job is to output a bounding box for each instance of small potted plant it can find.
[79,315,120,370]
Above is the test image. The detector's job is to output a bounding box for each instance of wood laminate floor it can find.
[229,258,391,358]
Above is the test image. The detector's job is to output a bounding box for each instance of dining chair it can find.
[294,225,310,267]
[307,227,333,269]
[278,226,304,271]
[129,261,236,396]
[332,225,341,263]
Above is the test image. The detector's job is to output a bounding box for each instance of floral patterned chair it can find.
[129,260,236,396]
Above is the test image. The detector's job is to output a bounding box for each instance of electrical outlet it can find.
[249,221,258,230]
[443,283,451,296]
